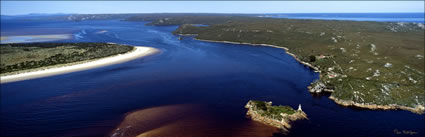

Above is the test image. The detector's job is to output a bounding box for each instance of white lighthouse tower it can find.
[297,104,302,111]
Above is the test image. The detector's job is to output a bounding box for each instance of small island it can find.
[245,100,307,133]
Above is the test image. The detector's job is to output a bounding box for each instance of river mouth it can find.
[1,20,424,137]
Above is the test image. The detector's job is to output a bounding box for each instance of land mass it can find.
[121,14,424,114]
[0,42,159,83]
[245,100,307,133]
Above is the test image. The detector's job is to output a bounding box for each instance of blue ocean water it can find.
[259,13,425,23]
[0,14,424,137]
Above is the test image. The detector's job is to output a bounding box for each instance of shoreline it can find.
[1,46,159,84]
[191,37,424,114]
[329,96,425,114]
[192,38,320,71]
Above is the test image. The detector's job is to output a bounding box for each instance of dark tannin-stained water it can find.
[1,18,424,137]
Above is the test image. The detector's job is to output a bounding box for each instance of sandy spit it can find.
[0,46,159,83]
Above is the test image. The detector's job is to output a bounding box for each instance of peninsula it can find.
[245,100,307,132]
[0,42,159,83]
[114,14,424,114]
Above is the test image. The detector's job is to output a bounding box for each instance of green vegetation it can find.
[0,43,134,74]
[129,14,236,26]
[128,14,424,112]
[249,100,296,120]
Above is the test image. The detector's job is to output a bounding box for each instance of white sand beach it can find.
[1,46,159,83]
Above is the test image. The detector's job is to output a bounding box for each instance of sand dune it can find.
[0,46,159,83]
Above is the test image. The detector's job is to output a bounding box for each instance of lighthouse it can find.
[297,104,302,111]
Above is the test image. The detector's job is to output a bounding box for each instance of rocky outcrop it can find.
[245,100,307,133]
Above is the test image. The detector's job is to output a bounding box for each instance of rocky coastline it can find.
[191,38,424,114]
